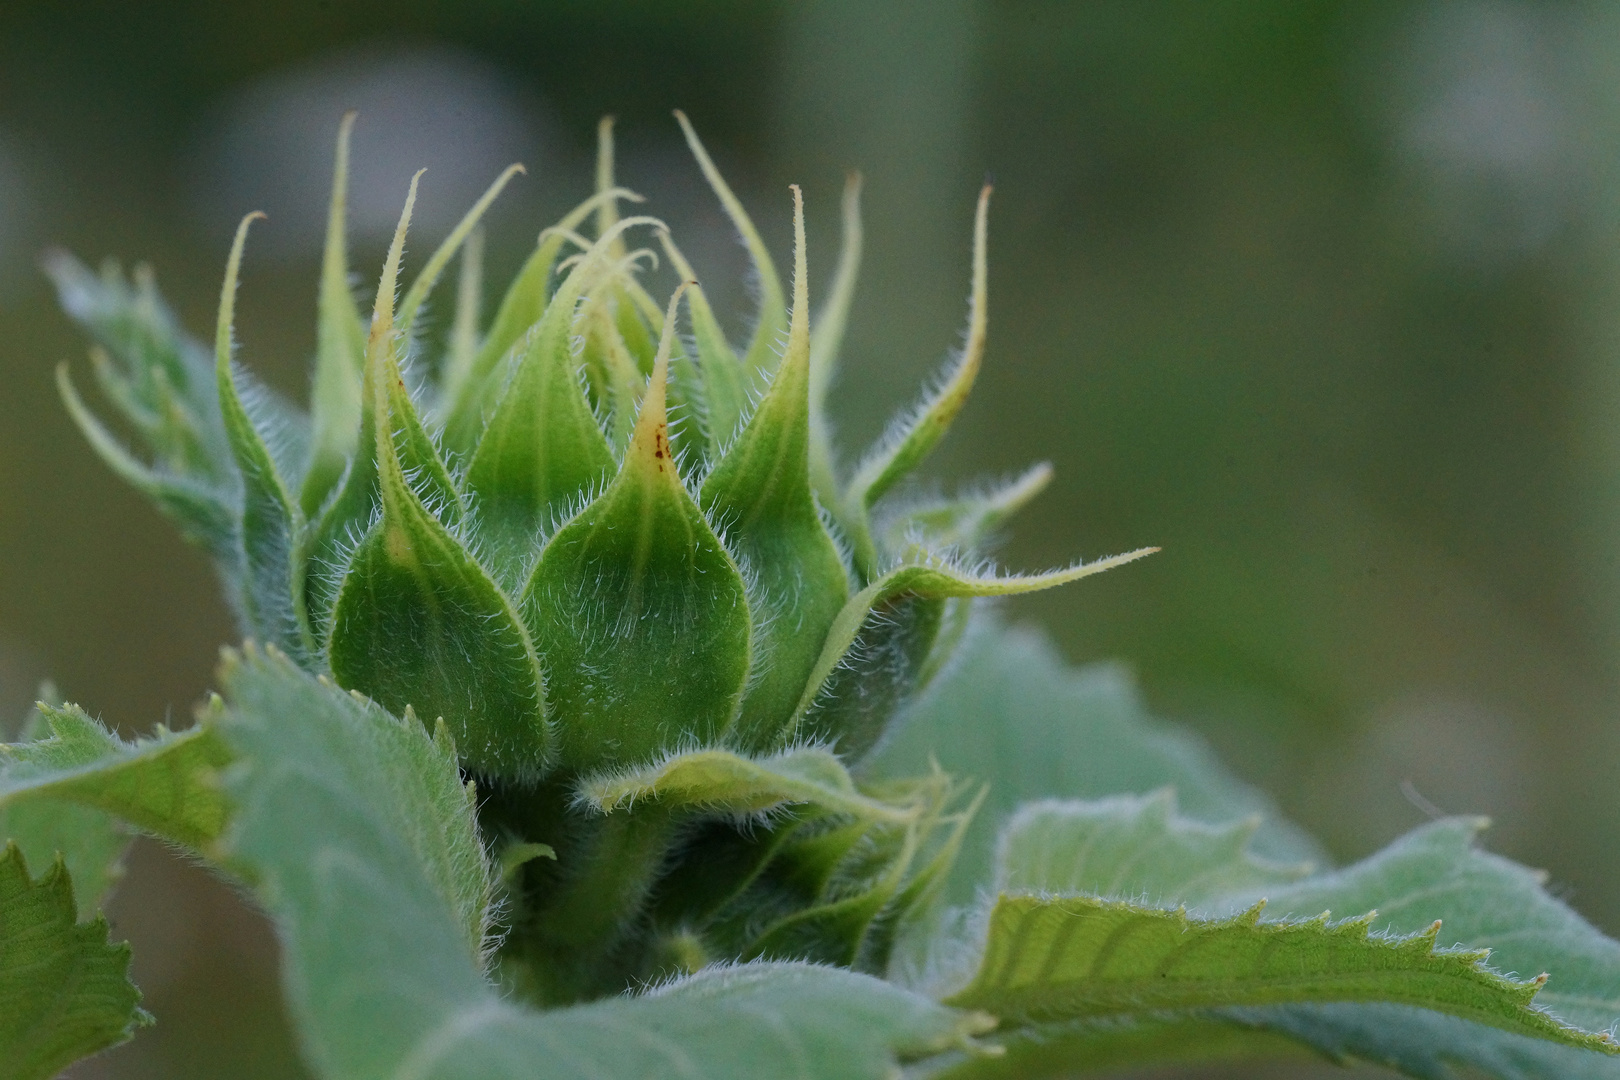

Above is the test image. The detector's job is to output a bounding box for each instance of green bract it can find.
[21,111,1620,1080]
[55,116,1145,784]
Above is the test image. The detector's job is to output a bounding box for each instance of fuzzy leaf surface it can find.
[844,185,991,567]
[675,111,786,379]
[948,745,1620,1077]
[869,618,1323,905]
[1211,818,1620,1077]
[523,295,751,773]
[0,704,229,853]
[56,365,238,562]
[948,893,1607,1051]
[995,789,1310,904]
[0,844,147,1080]
[580,746,913,822]
[217,644,986,1080]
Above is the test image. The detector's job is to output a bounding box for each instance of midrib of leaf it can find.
[948,894,1609,1052]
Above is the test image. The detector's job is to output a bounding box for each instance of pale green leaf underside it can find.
[1239,818,1620,1036]
[216,644,986,1080]
[995,789,1310,905]
[1214,817,1620,1077]
[0,844,147,1080]
[578,746,915,823]
[868,617,1324,906]
[949,894,1609,1052]
[950,729,1620,1077]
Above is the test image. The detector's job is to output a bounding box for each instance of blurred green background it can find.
[3,1,1619,1076]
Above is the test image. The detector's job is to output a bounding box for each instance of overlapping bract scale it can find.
[53,110,1148,787]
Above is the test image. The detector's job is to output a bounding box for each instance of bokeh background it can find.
[3,1,1619,1076]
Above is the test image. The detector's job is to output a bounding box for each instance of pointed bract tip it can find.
[788,183,809,352]
[373,169,425,329]
[630,281,693,470]
[216,211,267,366]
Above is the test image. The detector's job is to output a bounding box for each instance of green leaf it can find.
[220,645,491,956]
[1250,819,1620,1032]
[995,789,1310,904]
[1228,1004,1620,1080]
[0,844,148,1080]
[578,745,915,823]
[843,185,992,570]
[920,1014,1319,1080]
[808,171,863,513]
[956,781,1620,1077]
[463,220,654,573]
[947,893,1609,1051]
[1215,818,1620,1077]
[303,111,369,515]
[522,286,752,773]
[674,110,787,380]
[0,705,127,915]
[217,641,988,1080]
[0,703,229,855]
[868,617,1325,905]
[442,186,640,454]
[793,552,1154,758]
[701,185,851,749]
[329,176,547,780]
[215,212,315,663]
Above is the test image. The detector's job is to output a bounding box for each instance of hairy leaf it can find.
[523,287,752,773]
[954,773,1620,1077]
[1213,818,1620,1078]
[0,844,148,1080]
[217,642,988,1080]
[56,365,238,560]
[1,703,229,854]
[948,893,1609,1051]
[579,746,914,823]
[702,186,850,749]
[656,229,749,456]
[329,177,546,780]
[394,164,524,343]
[996,789,1310,904]
[869,617,1324,904]
[883,462,1053,555]
[43,252,227,481]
